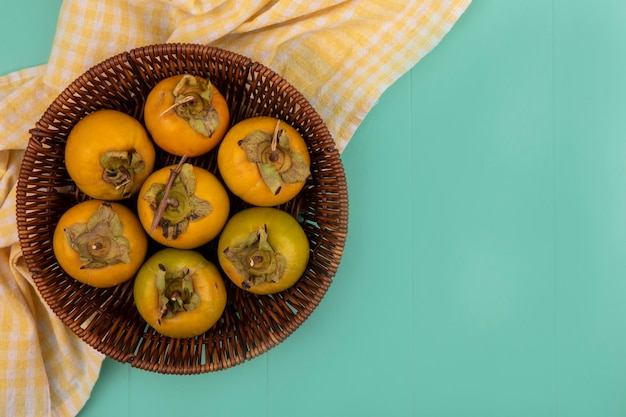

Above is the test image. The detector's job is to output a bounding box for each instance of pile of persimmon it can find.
[52,73,312,339]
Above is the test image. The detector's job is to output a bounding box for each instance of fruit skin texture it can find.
[144,74,230,157]
[133,248,227,338]
[52,200,148,288]
[217,116,311,206]
[217,207,310,295]
[136,164,230,249]
[64,109,156,200]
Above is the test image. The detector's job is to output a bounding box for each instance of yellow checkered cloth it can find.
[0,0,470,415]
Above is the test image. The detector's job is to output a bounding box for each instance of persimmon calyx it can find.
[64,202,131,268]
[168,74,220,137]
[143,163,212,240]
[100,149,145,198]
[222,224,286,289]
[238,123,310,196]
[155,262,201,324]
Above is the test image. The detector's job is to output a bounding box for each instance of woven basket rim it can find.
[15,43,348,374]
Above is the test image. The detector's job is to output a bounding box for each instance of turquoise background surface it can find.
[3,1,626,416]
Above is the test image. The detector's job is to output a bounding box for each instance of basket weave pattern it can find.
[15,44,348,374]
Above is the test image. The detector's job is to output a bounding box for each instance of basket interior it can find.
[15,43,348,374]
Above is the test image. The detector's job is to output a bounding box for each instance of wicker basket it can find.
[15,44,348,374]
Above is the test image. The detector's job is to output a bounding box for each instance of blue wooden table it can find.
[3,1,626,416]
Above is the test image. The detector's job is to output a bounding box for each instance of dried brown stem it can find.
[271,119,281,152]
[150,155,189,234]
[159,95,195,117]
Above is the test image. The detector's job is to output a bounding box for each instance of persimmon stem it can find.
[271,119,281,152]
[157,291,179,324]
[159,95,195,117]
[150,155,189,234]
